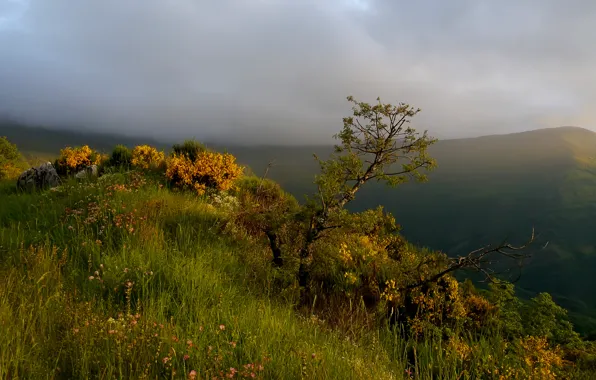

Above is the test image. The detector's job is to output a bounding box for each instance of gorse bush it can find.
[54,145,104,175]
[166,151,243,195]
[0,136,26,179]
[131,145,165,170]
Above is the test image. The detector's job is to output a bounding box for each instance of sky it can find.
[1,0,595,145]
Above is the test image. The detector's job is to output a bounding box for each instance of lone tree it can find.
[259,95,535,291]
[292,96,437,286]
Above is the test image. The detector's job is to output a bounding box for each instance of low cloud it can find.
[1,0,595,144]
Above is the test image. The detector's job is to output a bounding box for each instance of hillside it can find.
[222,127,596,334]
[3,124,596,335]
[2,127,596,378]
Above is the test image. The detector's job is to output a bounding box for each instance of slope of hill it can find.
[3,123,596,334]
[2,154,594,378]
[222,127,596,334]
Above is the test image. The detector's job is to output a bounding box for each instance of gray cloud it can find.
[1,0,595,144]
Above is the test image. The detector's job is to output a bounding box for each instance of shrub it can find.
[165,151,243,195]
[171,139,207,162]
[131,145,165,170]
[54,145,103,175]
[108,145,133,168]
[0,136,26,179]
[232,176,300,249]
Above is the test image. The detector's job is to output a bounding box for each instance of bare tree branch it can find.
[399,229,536,291]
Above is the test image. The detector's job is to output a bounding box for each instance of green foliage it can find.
[315,96,437,209]
[523,292,581,346]
[171,139,207,162]
[108,144,132,168]
[0,136,26,179]
[486,281,524,338]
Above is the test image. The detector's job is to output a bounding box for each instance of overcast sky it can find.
[1,0,595,144]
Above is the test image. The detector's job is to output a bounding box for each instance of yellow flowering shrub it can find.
[404,276,467,338]
[55,145,103,174]
[0,136,27,179]
[131,145,165,169]
[518,336,563,379]
[165,151,243,195]
[463,293,496,330]
[447,336,473,362]
[1,162,23,179]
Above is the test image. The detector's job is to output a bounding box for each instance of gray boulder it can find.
[16,162,62,192]
[75,164,98,179]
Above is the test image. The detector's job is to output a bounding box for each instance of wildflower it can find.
[184,354,190,361]
[162,357,170,364]
[73,328,79,334]
[199,326,204,332]
[187,339,193,347]
[188,370,197,379]
[108,330,116,334]
[229,341,237,348]
[88,276,95,281]
[94,271,99,276]
[124,268,129,273]
[219,324,225,331]
[311,353,316,359]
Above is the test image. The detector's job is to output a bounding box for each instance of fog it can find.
[1,0,596,144]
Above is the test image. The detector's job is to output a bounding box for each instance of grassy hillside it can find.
[0,174,412,379]
[4,124,596,335]
[3,129,596,377]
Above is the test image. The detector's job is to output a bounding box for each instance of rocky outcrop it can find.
[16,162,62,192]
[75,164,98,179]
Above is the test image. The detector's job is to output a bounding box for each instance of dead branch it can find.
[399,228,536,291]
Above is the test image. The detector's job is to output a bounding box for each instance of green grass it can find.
[0,175,411,379]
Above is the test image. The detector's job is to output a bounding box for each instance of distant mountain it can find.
[223,127,596,335]
[0,121,170,161]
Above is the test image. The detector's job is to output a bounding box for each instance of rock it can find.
[74,165,98,179]
[16,162,62,192]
